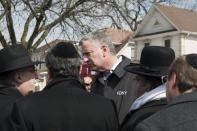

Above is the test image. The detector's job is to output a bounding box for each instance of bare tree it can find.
[0,0,117,51]
[0,0,196,52]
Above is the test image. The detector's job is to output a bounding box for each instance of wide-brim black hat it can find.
[0,44,34,74]
[125,46,175,77]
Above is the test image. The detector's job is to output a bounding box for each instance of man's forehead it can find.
[82,39,94,44]
[81,41,98,49]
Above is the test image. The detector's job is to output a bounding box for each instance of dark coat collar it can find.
[141,98,167,109]
[168,91,197,107]
[130,98,167,113]
[0,83,22,97]
[44,74,84,90]
[97,55,131,85]
[113,56,131,78]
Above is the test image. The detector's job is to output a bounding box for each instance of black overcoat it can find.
[11,74,119,131]
[0,83,22,131]
[91,56,136,124]
[135,92,197,131]
[120,99,167,131]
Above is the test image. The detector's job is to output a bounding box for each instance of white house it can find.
[133,4,197,60]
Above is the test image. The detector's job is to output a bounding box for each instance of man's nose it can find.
[82,57,89,62]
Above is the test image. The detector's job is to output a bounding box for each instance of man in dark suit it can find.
[79,30,136,124]
[121,46,175,131]
[0,44,37,130]
[10,41,119,131]
[134,54,197,131]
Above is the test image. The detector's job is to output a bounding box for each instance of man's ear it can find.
[171,72,178,89]
[101,44,109,57]
[14,71,23,85]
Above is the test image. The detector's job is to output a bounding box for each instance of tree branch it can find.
[27,0,52,49]
[32,28,51,51]
[21,13,34,45]
[1,0,17,45]
[0,30,8,47]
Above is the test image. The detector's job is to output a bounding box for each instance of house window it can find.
[144,43,150,47]
[164,39,171,47]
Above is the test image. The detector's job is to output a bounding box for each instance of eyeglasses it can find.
[161,75,168,84]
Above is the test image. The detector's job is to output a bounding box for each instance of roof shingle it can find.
[156,4,197,32]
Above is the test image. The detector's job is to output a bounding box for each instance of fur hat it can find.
[51,41,80,58]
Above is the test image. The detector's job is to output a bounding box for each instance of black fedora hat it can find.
[0,44,34,74]
[125,46,175,77]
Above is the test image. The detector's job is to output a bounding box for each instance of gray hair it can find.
[79,30,116,54]
[45,49,81,81]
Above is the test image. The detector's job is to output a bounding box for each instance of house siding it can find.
[184,34,197,54]
[135,34,181,60]
[116,42,135,60]
[138,11,175,36]
[133,4,197,61]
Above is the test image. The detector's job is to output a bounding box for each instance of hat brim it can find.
[0,57,35,74]
[124,64,168,77]
[0,63,35,74]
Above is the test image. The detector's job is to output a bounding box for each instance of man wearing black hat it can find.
[10,41,119,131]
[120,46,175,131]
[0,44,37,130]
[134,54,197,131]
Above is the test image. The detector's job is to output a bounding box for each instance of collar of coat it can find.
[130,84,166,111]
[44,74,84,91]
[168,91,197,107]
[0,83,22,97]
[97,55,131,84]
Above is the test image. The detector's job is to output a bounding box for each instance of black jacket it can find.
[0,83,22,131]
[91,56,136,124]
[135,92,197,131]
[120,99,167,131]
[11,74,119,131]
